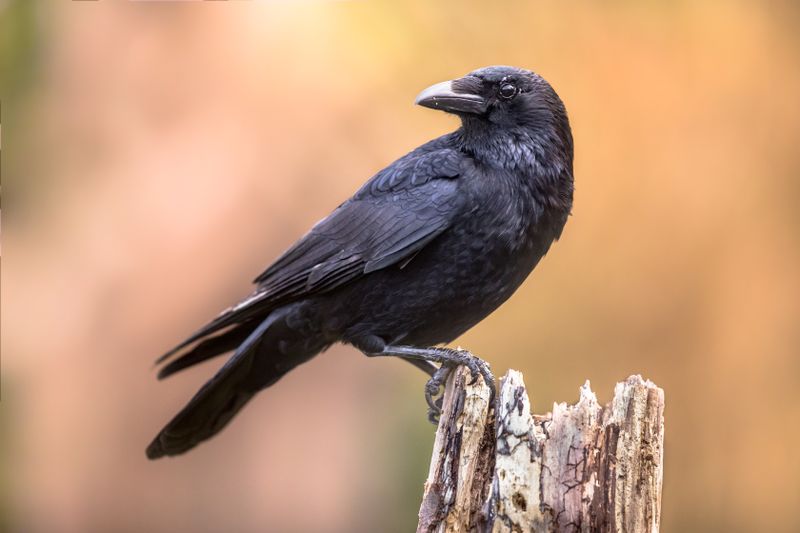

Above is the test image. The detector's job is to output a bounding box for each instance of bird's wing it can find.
[256,147,464,284]
[158,146,466,362]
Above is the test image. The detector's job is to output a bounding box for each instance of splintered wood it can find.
[417,367,495,533]
[417,368,664,533]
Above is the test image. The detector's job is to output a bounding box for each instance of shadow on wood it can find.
[417,366,664,533]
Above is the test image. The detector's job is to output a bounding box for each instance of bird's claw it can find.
[452,349,496,401]
[424,364,451,424]
[425,384,444,413]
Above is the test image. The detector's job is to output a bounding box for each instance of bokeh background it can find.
[2,1,799,532]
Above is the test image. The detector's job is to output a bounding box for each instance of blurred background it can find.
[2,1,799,532]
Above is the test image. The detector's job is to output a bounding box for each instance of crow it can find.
[147,66,574,459]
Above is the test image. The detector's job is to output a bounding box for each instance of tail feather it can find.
[155,288,278,367]
[147,313,278,459]
[157,322,257,380]
[146,389,255,460]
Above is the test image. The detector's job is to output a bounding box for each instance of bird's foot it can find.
[360,342,496,423]
[434,347,496,402]
[420,348,495,424]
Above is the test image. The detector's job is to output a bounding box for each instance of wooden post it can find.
[417,366,664,533]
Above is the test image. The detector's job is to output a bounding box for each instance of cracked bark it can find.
[418,367,664,533]
[417,366,495,533]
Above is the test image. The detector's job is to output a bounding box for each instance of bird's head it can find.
[415,66,563,129]
[416,66,573,174]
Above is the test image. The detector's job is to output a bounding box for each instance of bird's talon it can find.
[423,362,452,414]
[425,380,441,396]
[425,380,443,412]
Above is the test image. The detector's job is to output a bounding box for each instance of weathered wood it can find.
[418,367,664,533]
[418,366,495,533]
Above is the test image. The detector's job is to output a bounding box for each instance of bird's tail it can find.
[156,321,259,380]
[147,306,317,459]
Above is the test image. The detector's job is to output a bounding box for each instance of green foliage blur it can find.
[1,0,37,98]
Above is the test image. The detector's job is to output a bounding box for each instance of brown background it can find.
[3,1,799,532]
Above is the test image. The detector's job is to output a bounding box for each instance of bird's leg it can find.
[365,344,496,414]
[352,336,495,423]
[380,345,495,394]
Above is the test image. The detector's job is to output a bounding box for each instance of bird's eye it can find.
[498,83,517,99]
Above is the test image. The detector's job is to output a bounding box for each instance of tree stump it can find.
[417,366,664,533]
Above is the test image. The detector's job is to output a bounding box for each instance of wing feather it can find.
[157,146,465,363]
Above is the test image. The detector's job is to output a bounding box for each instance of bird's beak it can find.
[414,78,487,115]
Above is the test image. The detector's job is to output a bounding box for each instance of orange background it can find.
[3,2,799,532]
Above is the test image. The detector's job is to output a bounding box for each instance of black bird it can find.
[147,66,574,459]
